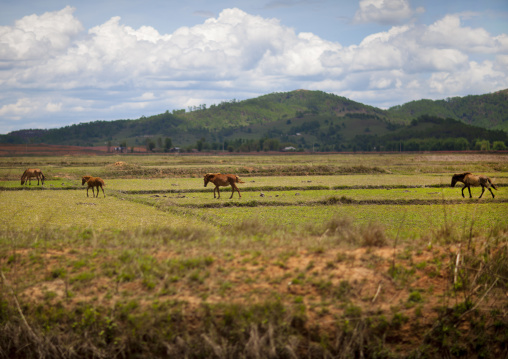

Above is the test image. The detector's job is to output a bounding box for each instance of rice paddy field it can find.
[0,152,507,358]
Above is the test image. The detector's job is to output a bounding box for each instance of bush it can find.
[493,141,507,150]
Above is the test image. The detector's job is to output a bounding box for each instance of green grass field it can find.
[2,177,506,239]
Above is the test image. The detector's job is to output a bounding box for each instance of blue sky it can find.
[0,0,507,134]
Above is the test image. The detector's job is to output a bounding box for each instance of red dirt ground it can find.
[0,143,148,156]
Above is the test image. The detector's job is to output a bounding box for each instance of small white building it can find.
[283,146,297,152]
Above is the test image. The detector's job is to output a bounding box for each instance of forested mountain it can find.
[387,89,508,130]
[1,89,507,152]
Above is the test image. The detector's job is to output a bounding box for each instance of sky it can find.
[0,0,507,134]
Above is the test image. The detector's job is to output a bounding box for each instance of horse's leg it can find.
[461,185,466,198]
[87,187,90,197]
[480,187,496,198]
[231,184,240,198]
[488,187,496,198]
[101,185,106,198]
[479,186,485,198]
[230,184,235,199]
[216,186,221,199]
[488,187,495,198]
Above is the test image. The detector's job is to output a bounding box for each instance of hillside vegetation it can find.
[1,89,507,152]
[387,89,508,130]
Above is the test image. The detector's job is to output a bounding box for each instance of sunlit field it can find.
[1,152,507,358]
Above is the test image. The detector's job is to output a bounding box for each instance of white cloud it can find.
[353,0,424,25]
[45,102,62,112]
[424,14,496,53]
[0,98,33,118]
[138,92,156,100]
[429,60,506,95]
[0,6,82,61]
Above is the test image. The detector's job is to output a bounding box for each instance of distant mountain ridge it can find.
[387,89,508,130]
[1,89,506,152]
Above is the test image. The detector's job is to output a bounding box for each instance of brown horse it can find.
[204,173,244,199]
[82,176,106,198]
[21,168,45,185]
[451,172,497,198]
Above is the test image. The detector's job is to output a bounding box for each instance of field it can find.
[0,152,507,358]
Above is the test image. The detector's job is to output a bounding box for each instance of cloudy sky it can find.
[1,0,507,134]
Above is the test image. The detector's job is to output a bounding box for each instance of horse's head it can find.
[203,174,212,187]
[21,179,25,185]
[82,176,91,185]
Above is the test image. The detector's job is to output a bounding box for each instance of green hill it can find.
[1,89,507,152]
[387,89,508,131]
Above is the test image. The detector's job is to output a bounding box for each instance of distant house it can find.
[170,147,181,153]
[283,146,297,152]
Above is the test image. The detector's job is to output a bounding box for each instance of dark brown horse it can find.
[82,176,106,198]
[21,168,45,185]
[451,172,497,198]
[204,173,244,199]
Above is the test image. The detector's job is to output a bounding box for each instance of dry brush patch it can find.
[1,220,507,358]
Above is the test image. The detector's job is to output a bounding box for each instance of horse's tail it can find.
[488,177,497,190]
[235,176,245,183]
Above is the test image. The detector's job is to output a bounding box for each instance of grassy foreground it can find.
[0,153,507,358]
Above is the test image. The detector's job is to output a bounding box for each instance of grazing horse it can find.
[82,176,106,198]
[451,172,497,198]
[21,168,45,185]
[204,173,244,199]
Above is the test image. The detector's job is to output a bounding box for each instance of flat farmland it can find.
[0,152,507,358]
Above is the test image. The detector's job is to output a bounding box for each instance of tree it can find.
[164,138,172,152]
[146,139,156,152]
[263,138,280,151]
[475,140,490,151]
[493,141,507,150]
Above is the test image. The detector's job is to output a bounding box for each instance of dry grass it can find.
[1,218,507,358]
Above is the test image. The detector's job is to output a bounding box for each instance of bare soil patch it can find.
[0,144,148,156]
